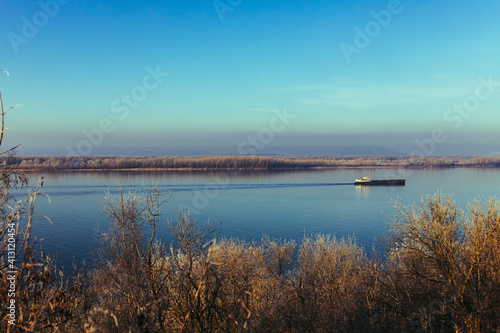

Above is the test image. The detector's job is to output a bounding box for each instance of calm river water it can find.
[17,168,500,268]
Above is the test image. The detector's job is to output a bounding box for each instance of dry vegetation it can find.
[4,155,500,171]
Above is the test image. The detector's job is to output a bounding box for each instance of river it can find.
[15,167,500,268]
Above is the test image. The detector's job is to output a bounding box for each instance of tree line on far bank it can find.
[3,155,500,170]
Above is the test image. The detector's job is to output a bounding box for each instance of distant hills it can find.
[123,146,403,156]
[17,146,402,156]
[244,146,402,156]
[15,144,500,157]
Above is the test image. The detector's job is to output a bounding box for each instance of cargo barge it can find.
[354,176,405,186]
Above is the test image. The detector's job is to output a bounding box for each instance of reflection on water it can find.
[17,168,500,268]
[355,185,371,200]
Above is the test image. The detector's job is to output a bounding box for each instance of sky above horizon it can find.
[1,0,500,156]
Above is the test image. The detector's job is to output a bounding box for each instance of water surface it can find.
[17,168,500,268]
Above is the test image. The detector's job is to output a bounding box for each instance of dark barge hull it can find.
[354,179,405,186]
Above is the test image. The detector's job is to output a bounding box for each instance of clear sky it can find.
[1,0,500,156]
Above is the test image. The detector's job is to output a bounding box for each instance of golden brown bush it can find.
[382,194,500,332]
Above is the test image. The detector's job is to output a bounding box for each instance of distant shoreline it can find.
[17,165,500,173]
[4,155,500,172]
[19,166,415,173]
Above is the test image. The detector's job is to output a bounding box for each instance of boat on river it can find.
[354,176,405,186]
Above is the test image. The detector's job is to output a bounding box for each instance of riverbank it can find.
[3,155,500,171]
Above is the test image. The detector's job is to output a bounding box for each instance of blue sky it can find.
[1,0,500,156]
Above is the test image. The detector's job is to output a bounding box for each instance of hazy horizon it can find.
[12,143,500,157]
[2,0,500,157]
